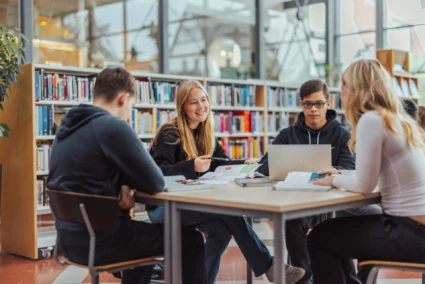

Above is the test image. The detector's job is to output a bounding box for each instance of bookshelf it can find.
[376,49,422,103]
[0,63,345,259]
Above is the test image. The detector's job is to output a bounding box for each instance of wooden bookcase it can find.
[376,49,422,103]
[0,63,345,259]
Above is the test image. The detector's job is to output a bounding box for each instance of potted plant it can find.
[0,23,27,138]
[324,59,343,88]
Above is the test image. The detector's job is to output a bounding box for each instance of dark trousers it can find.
[285,205,382,284]
[307,214,425,284]
[59,219,206,284]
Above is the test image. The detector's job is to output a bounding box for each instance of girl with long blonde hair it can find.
[148,80,305,284]
[309,59,425,283]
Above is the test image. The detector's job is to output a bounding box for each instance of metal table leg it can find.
[171,201,182,283]
[247,216,253,284]
[164,201,172,284]
[274,213,286,284]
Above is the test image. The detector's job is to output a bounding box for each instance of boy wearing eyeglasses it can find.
[257,79,381,284]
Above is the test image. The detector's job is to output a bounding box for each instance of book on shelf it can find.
[35,69,94,102]
[219,137,263,159]
[213,111,264,134]
[207,84,256,107]
[267,87,299,108]
[267,112,289,133]
[36,144,51,172]
[273,172,332,191]
[199,164,265,182]
[410,79,420,98]
[35,105,55,136]
[164,176,213,192]
[36,178,49,206]
[130,108,177,135]
[136,81,178,105]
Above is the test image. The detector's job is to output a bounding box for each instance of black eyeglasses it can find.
[302,101,328,109]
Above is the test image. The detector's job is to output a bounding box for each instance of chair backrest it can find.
[47,189,120,231]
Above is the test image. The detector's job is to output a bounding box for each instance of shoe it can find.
[265,264,305,283]
[151,264,164,280]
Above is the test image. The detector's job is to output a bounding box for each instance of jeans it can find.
[148,207,273,284]
[285,204,382,284]
[308,214,425,284]
[58,218,206,284]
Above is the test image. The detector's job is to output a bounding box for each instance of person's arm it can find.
[150,128,198,179]
[334,131,356,170]
[97,118,165,194]
[209,139,244,171]
[257,129,288,176]
[333,113,385,194]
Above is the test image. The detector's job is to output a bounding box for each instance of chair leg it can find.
[91,273,99,284]
[366,266,380,284]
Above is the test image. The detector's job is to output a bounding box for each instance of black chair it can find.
[359,260,425,284]
[47,189,164,284]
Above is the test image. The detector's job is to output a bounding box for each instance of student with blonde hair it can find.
[148,80,305,284]
[309,59,425,283]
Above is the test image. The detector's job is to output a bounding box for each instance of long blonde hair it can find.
[342,59,424,151]
[152,80,215,159]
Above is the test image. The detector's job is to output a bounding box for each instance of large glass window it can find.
[0,0,19,30]
[337,0,377,70]
[33,0,158,72]
[384,0,425,101]
[168,0,255,79]
[264,1,327,85]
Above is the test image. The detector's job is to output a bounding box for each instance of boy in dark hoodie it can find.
[258,79,381,284]
[46,68,206,284]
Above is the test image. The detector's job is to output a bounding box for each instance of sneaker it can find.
[265,264,305,283]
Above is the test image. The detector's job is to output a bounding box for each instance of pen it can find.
[210,157,230,161]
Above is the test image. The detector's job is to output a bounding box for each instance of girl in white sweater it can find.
[309,59,425,284]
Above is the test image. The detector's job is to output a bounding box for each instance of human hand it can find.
[318,168,342,175]
[244,159,257,165]
[312,176,335,186]
[194,155,212,172]
[119,185,135,210]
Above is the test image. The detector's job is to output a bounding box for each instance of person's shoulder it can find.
[359,111,382,125]
[157,124,181,143]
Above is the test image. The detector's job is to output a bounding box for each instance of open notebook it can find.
[273,172,332,192]
[164,176,213,192]
[199,164,264,183]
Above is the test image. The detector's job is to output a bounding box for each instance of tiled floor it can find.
[0,219,423,284]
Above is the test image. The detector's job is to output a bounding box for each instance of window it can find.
[33,0,159,71]
[264,2,327,84]
[168,0,255,79]
[0,0,18,30]
[384,0,425,101]
[337,0,377,70]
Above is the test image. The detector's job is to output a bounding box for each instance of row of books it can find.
[268,112,289,133]
[267,88,299,108]
[393,78,420,98]
[213,111,263,134]
[135,81,178,105]
[130,109,177,135]
[36,106,55,136]
[207,84,256,107]
[267,87,343,110]
[35,70,94,102]
[37,144,51,172]
[219,137,263,159]
[36,178,49,206]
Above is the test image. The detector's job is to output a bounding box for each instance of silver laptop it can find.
[268,145,332,180]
